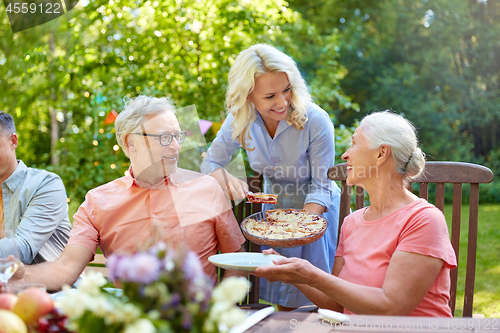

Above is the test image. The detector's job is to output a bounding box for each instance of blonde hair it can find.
[360,110,426,182]
[226,44,311,150]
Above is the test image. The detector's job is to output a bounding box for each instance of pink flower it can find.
[106,255,121,281]
[116,257,135,281]
[127,253,161,284]
[182,251,205,281]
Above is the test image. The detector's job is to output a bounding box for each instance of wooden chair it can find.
[84,253,108,278]
[328,161,494,317]
[229,173,264,306]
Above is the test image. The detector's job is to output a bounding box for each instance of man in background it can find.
[0,111,71,264]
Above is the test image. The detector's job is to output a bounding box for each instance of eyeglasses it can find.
[131,131,186,146]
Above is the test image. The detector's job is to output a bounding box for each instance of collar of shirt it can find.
[2,160,26,192]
[124,166,187,190]
[254,112,293,138]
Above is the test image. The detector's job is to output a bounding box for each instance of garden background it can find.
[0,0,499,317]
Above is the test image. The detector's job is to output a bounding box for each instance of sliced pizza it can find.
[246,192,278,204]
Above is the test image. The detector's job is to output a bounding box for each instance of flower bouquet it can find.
[56,242,249,333]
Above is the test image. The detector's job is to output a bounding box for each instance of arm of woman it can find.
[302,108,335,213]
[303,203,326,215]
[201,114,248,199]
[260,249,343,310]
[254,251,443,315]
[208,168,248,200]
[293,256,345,312]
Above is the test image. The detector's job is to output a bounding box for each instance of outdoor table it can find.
[244,311,500,332]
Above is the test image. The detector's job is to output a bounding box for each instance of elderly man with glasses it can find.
[10,96,246,292]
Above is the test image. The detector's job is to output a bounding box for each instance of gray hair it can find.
[115,96,176,156]
[360,110,425,181]
[0,111,16,136]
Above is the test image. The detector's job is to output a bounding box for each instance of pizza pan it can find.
[240,210,328,248]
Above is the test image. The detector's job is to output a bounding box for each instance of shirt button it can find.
[281,283,284,286]
[285,193,288,197]
[273,167,277,170]
[152,214,156,218]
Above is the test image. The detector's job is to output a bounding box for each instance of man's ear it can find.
[10,133,18,150]
[125,134,133,152]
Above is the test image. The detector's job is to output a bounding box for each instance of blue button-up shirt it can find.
[202,103,340,307]
[0,160,71,264]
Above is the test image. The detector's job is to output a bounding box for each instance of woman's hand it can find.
[252,256,319,285]
[262,248,282,256]
[224,176,249,200]
[209,168,249,200]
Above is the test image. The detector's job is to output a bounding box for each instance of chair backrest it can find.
[231,174,264,304]
[328,161,494,317]
[84,253,108,277]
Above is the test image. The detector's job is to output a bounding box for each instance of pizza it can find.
[246,192,278,204]
[243,209,327,241]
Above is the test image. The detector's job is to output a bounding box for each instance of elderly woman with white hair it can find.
[254,111,457,317]
[201,44,341,310]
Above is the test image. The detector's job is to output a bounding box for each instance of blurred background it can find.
[0,0,499,316]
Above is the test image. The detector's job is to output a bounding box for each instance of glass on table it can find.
[15,283,46,294]
[0,229,21,293]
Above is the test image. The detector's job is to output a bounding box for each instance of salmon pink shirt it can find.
[336,199,457,317]
[68,167,245,281]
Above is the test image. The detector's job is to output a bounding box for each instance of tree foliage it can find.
[0,0,355,204]
[290,0,500,201]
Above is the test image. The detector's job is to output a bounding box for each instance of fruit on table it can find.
[0,293,18,310]
[12,288,54,325]
[34,308,71,333]
[0,309,28,333]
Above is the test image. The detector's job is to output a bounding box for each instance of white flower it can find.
[78,271,108,295]
[206,278,249,331]
[207,301,247,331]
[93,295,115,314]
[123,318,156,333]
[208,301,233,320]
[56,288,94,318]
[105,308,125,324]
[122,303,142,324]
[218,307,247,328]
[212,277,250,303]
[164,258,175,271]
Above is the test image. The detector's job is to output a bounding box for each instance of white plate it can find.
[208,253,281,271]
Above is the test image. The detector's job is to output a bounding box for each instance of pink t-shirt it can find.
[336,199,457,317]
[68,167,245,281]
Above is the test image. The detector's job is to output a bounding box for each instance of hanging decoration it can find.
[198,119,213,135]
[105,109,118,125]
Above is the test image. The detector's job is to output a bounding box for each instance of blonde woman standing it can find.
[201,44,341,310]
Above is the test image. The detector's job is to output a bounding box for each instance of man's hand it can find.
[8,262,26,292]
